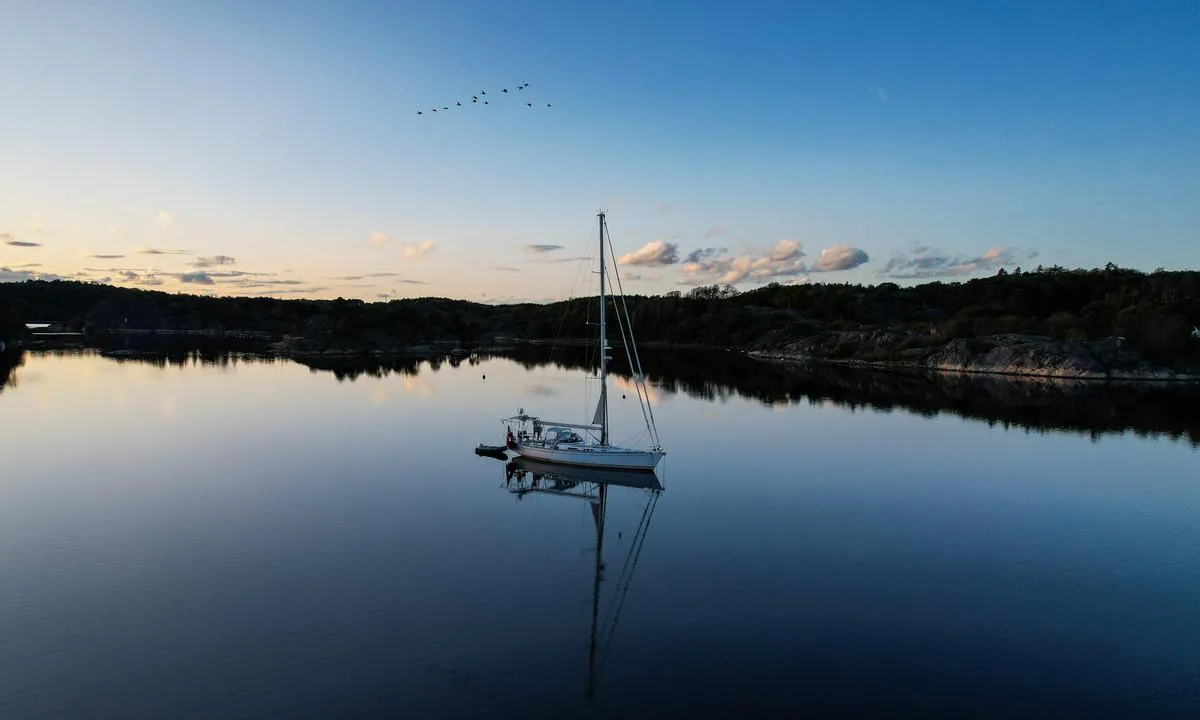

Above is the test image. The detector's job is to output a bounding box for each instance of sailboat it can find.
[502,457,662,701]
[503,211,665,472]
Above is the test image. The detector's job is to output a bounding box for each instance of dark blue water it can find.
[1,349,1198,717]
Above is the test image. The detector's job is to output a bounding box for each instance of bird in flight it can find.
[416,83,549,116]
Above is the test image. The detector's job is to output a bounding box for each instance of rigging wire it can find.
[600,490,656,628]
[603,215,661,448]
[520,213,662,454]
[604,277,654,447]
[597,489,661,675]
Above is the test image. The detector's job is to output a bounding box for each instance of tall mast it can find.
[597,211,609,446]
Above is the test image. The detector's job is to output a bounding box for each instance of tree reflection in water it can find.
[10,341,1200,446]
[0,350,24,394]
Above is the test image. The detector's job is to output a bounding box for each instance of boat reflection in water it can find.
[503,457,663,702]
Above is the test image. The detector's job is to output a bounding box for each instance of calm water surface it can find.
[1,349,1198,717]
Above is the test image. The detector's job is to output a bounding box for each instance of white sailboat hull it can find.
[499,211,665,474]
[514,442,664,471]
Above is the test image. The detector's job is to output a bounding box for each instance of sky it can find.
[1,0,1197,302]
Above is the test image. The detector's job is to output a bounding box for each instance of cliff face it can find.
[923,335,1175,379]
[752,330,1198,380]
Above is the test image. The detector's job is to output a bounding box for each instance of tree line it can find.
[1,263,1197,362]
[0,299,26,345]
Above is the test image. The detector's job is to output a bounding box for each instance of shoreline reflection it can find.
[12,342,1200,445]
[0,350,23,394]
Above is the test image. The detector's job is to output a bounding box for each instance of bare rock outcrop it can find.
[752,331,1197,380]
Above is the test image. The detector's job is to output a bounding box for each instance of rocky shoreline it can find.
[750,329,1198,381]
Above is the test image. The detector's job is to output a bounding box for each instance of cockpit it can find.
[543,427,583,445]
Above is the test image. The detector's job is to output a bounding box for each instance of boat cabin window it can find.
[544,428,583,444]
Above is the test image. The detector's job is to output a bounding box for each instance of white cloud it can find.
[189,255,237,268]
[178,271,215,285]
[678,239,807,286]
[620,271,659,282]
[222,276,305,288]
[530,255,589,264]
[0,268,36,282]
[684,247,726,263]
[618,239,679,266]
[104,269,167,287]
[0,267,67,282]
[370,232,389,245]
[402,240,436,259]
[768,239,801,261]
[156,212,172,231]
[138,248,191,255]
[879,246,1019,279]
[242,287,327,296]
[331,272,403,280]
[3,233,41,247]
[812,244,870,272]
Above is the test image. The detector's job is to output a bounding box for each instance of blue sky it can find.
[1,0,1196,301]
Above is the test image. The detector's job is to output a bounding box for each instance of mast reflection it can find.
[503,457,663,701]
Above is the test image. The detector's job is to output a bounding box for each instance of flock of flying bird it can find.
[417,83,551,114]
